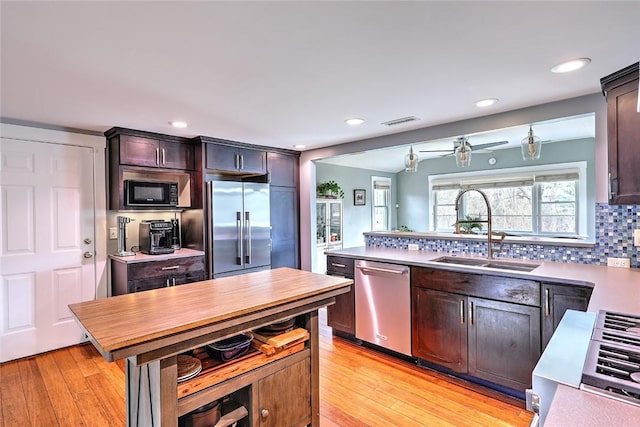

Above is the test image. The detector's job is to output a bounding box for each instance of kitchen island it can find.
[326,246,640,426]
[69,267,352,427]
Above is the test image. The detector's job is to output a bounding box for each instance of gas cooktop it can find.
[581,311,640,406]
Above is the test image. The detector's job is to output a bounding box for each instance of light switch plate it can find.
[109,227,118,239]
[634,229,640,247]
[408,243,419,251]
[607,257,630,268]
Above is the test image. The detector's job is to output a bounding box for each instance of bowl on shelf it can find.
[178,399,222,427]
[206,332,254,362]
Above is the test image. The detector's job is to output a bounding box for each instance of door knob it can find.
[260,409,269,418]
[84,238,92,244]
[83,251,94,259]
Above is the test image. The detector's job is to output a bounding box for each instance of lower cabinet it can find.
[412,267,542,392]
[467,297,540,391]
[111,255,205,295]
[541,282,593,349]
[325,256,355,336]
[258,358,311,427]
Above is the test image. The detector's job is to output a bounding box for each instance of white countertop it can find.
[109,248,205,264]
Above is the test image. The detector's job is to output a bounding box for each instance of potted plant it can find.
[317,180,344,198]
[458,215,483,233]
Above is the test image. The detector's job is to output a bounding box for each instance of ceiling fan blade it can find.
[418,149,454,153]
[470,140,509,150]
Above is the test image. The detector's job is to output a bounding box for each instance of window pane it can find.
[435,189,458,205]
[540,181,575,202]
[480,186,533,232]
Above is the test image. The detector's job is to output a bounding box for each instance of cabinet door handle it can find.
[155,148,160,165]
[468,301,474,326]
[544,288,551,317]
[460,300,465,324]
[166,279,170,287]
[234,153,239,169]
[161,266,180,271]
[239,154,244,169]
[172,277,176,286]
[331,263,347,268]
[260,408,269,419]
[161,148,166,165]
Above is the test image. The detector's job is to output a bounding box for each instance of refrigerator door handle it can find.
[236,211,244,266]
[206,182,214,279]
[245,211,252,264]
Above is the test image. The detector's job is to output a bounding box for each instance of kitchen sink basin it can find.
[432,256,540,272]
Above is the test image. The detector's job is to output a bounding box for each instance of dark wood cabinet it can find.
[267,151,300,270]
[205,143,266,175]
[412,287,467,372]
[467,297,540,391]
[111,254,205,295]
[541,282,593,349]
[270,186,299,269]
[267,152,298,187]
[118,134,194,170]
[601,62,640,204]
[258,357,310,427]
[412,267,541,392]
[325,256,355,335]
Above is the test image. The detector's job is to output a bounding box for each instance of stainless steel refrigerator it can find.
[206,180,271,278]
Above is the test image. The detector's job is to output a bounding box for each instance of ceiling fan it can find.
[419,136,509,167]
[419,136,509,156]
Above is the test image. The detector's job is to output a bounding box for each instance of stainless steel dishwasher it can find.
[355,259,411,356]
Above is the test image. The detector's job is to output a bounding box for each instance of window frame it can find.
[371,176,392,231]
[428,162,587,237]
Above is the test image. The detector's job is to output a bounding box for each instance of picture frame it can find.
[354,189,366,206]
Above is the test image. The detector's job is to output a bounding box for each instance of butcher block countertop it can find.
[69,267,352,362]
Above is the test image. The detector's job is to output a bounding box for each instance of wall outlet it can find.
[408,243,419,251]
[634,229,640,247]
[607,257,630,268]
[109,227,118,240]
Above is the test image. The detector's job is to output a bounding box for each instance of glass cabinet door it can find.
[329,201,342,244]
[316,202,327,245]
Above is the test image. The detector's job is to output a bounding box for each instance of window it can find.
[372,177,391,231]
[430,163,585,237]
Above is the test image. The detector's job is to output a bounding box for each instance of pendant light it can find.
[454,137,472,167]
[521,125,542,160]
[404,146,419,173]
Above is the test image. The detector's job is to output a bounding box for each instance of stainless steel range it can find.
[580,310,640,407]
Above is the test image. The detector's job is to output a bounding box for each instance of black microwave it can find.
[124,180,178,207]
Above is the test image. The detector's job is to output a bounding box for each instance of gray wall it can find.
[398,137,596,237]
[315,163,397,248]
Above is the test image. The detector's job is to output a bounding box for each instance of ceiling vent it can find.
[381,116,419,127]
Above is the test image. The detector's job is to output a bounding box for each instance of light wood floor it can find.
[0,309,533,426]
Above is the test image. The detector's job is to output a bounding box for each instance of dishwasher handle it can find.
[356,265,408,275]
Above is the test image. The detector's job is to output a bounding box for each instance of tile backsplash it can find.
[365,203,639,268]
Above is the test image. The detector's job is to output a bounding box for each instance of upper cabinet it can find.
[203,140,266,175]
[601,62,640,204]
[105,127,196,210]
[113,132,195,171]
[267,151,299,187]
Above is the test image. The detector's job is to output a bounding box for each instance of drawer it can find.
[412,267,540,306]
[127,256,205,281]
[326,256,354,278]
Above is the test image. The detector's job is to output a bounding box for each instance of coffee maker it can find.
[139,220,175,255]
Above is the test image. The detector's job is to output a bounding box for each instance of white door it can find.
[0,138,96,362]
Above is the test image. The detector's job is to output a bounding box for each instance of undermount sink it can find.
[432,256,540,272]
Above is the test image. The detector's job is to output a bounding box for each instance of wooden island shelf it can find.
[69,268,352,427]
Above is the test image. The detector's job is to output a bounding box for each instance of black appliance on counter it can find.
[580,310,640,406]
[170,218,181,250]
[139,220,176,255]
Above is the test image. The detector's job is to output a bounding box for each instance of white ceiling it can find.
[1,2,638,154]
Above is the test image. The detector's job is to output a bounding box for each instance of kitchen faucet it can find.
[454,188,495,259]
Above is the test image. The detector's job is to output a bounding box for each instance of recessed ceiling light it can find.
[293,144,306,149]
[475,98,498,108]
[169,120,188,128]
[551,58,591,73]
[345,118,365,126]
